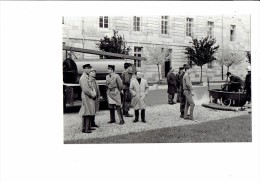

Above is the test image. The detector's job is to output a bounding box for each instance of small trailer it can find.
[208,82,247,107]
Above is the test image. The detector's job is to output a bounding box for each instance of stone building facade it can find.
[62,15,251,83]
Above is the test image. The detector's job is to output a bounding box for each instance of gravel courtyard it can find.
[64,103,250,143]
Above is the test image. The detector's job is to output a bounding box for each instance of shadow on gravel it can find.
[64,114,251,144]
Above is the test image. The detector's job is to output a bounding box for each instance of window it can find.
[133,16,141,31]
[230,25,236,42]
[161,16,169,34]
[134,47,142,67]
[99,16,108,28]
[207,21,214,39]
[186,18,194,37]
[207,62,213,69]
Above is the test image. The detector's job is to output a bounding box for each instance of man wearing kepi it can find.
[121,62,133,117]
[130,70,149,123]
[79,64,97,133]
[106,64,125,125]
[183,65,196,121]
[167,67,178,104]
[89,68,100,128]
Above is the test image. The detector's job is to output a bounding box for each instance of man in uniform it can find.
[183,65,196,121]
[121,63,133,117]
[79,64,97,133]
[166,67,178,104]
[106,65,125,125]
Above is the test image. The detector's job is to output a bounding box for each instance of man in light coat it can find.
[89,68,100,128]
[79,64,97,133]
[167,67,178,104]
[183,65,196,121]
[106,64,125,125]
[130,71,149,123]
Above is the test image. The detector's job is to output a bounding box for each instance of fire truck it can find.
[63,46,146,111]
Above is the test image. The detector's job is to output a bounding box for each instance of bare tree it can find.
[216,45,246,74]
[143,45,170,84]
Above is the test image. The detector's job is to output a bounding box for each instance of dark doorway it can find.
[165,61,171,77]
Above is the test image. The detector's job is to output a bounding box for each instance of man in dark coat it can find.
[177,65,186,118]
[121,63,133,117]
[244,66,251,103]
[167,67,178,104]
[226,72,243,92]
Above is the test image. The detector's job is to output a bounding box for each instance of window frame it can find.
[133,16,141,32]
[207,21,214,39]
[230,25,236,42]
[133,46,143,68]
[186,18,194,37]
[99,16,109,28]
[161,16,169,35]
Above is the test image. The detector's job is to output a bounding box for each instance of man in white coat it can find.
[130,71,149,123]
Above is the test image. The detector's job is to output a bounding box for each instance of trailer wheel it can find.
[221,97,231,106]
[210,96,218,104]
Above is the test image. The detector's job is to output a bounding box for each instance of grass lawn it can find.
[65,114,251,144]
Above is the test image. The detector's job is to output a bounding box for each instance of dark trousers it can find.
[246,87,251,102]
[123,89,131,113]
[179,91,186,116]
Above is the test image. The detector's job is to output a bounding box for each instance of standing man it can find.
[121,63,133,117]
[178,65,186,118]
[79,64,97,133]
[89,68,100,128]
[244,66,251,104]
[106,65,125,125]
[130,71,149,123]
[183,65,196,121]
[167,67,178,104]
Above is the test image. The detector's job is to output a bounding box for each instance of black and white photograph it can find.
[63,15,252,144]
[1,1,260,182]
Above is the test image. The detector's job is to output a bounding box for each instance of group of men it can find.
[167,64,196,121]
[79,62,149,134]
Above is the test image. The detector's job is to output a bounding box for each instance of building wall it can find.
[62,15,251,82]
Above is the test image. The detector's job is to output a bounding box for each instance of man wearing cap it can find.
[121,63,133,117]
[177,65,186,118]
[130,70,149,123]
[106,64,125,125]
[226,72,243,92]
[89,68,100,127]
[167,67,178,104]
[244,66,251,104]
[183,65,196,121]
[79,64,97,133]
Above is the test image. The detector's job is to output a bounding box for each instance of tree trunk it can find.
[157,64,160,84]
[200,66,203,83]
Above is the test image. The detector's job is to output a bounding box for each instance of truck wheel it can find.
[221,97,231,106]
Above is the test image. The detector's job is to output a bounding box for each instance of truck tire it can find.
[63,58,78,83]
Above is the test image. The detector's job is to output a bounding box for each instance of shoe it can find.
[83,130,92,133]
[108,120,116,124]
[142,120,147,123]
[133,119,138,123]
[92,124,99,128]
[90,128,96,130]
[119,121,125,125]
[180,115,184,118]
[82,129,86,133]
[124,113,133,117]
